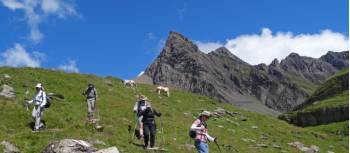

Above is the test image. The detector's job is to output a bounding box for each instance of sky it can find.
[0,0,348,79]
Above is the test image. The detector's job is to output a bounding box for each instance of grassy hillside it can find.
[302,91,348,112]
[304,68,349,108]
[279,68,349,127]
[0,67,348,153]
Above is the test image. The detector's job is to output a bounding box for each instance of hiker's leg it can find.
[204,143,208,153]
[39,108,45,129]
[87,99,93,120]
[34,106,41,130]
[195,141,208,153]
[31,107,37,130]
[91,99,96,118]
[150,124,156,148]
[138,116,143,137]
[143,124,150,148]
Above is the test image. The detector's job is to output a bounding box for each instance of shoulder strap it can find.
[40,91,44,101]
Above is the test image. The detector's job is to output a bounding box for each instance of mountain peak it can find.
[286,52,300,58]
[269,58,280,67]
[163,31,199,54]
[209,47,248,64]
[212,47,231,55]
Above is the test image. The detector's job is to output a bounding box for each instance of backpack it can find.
[44,95,51,108]
[86,88,96,98]
[189,130,197,138]
[189,120,207,139]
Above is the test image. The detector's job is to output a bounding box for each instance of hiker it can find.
[82,83,98,121]
[27,83,47,131]
[133,95,150,139]
[190,111,217,153]
[139,103,162,149]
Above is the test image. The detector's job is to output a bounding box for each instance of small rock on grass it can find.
[1,141,20,153]
[256,143,268,148]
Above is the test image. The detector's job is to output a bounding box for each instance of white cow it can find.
[123,80,136,88]
[156,86,170,97]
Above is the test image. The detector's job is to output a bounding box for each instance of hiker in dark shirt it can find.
[82,83,98,121]
[139,103,162,149]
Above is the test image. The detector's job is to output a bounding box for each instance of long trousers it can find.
[143,123,156,148]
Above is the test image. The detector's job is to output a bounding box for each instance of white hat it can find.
[35,83,42,88]
[139,95,148,101]
[200,111,211,117]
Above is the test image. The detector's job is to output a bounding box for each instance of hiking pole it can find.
[130,118,138,143]
[214,139,222,153]
[129,121,137,143]
[159,116,165,146]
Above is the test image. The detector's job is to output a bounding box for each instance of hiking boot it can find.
[32,129,39,133]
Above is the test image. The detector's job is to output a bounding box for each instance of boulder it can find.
[93,147,119,153]
[0,85,15,99]
[256,143,268,148]
[272,144,281,149]
[3,74,11,79]
[42,139,96,153]
[288,142,319,153]
[104,80,113,87]
[0,141,20,153]
[43,139,120,153]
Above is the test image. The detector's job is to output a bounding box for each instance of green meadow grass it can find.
[0,67,348,153]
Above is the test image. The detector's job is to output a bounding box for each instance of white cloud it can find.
[195,41,223,53]
[0,0,78,43]
[177,3,187,20]
[156,39,166,51]
[0,43,44,67]
[58,60,79,73]
[145,32,156,41]
[197,28,349,65]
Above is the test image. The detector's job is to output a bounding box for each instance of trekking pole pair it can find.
[214,139,239,153]
[129,117,138,143]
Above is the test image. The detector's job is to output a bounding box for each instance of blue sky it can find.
[0,0,348,79]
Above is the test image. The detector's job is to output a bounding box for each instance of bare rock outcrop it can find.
[136,31,349,113]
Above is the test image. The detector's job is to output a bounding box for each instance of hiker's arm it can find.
[94,88,98,101]
[82,88,87,95]
[40,92,47,107]
[133,102,138,112]
[205,133,215,142]
[190,120,203,130]
[154,109,162,117]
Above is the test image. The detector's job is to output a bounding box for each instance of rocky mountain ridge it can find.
[136,31,349,113]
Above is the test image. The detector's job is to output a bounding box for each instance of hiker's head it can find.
[35,83,43,91]
[139,95,148,101]
[88,83,94,88]
[199,111,211,121]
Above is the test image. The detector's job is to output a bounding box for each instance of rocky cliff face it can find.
[279,106,349,127]
[320,51,349,70]
[136,32,349,114]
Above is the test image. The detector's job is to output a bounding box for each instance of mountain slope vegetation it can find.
[0,67,348,152]
[279,68,349,127]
